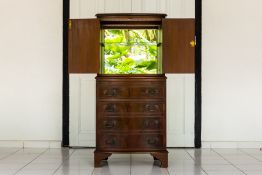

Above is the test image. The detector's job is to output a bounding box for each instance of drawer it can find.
[98,134,127,149]
[97,134,164,150]
[97,85,164,99]
[98,118,163,131]
[98,102,164,114]
[130,86,164,98]
[97,86,129,98]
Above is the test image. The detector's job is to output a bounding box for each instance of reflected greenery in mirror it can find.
[102,29,160,74]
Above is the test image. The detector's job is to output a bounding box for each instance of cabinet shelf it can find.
[101,42,161,46]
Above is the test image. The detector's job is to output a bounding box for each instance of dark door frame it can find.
[194,0,202,148]
[62,0,70,146]
[62,0,202,148]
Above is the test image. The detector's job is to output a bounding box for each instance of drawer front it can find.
[97,134,164,150]
[97,86,164,99]
[98,118,163,131]
[130,86,164,98]
[98,134,127,148]
[98,102,164,114]
[97,86,129,98]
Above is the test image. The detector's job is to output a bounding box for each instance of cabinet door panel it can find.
[162,19,195,73]
[69,19,100,73]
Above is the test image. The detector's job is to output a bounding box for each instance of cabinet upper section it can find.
[68,14,195,74]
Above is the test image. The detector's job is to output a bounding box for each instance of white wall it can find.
[70,0,194,18]
[0,0,62,147]
[202,0,262,148]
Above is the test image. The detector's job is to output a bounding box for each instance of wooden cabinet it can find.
[68,13,195,168]
[95,75,168,167]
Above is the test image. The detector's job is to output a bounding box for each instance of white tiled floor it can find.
[0,148,262,175]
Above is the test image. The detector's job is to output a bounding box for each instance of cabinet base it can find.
[150,151,168,168]
[94,150,168,168]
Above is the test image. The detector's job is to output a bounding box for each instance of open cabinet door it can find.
[69,19,100,73]
[162,19,195,73]
[163,19,195,147]
[69,19,99,147]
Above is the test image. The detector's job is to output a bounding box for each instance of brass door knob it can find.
[190,40,196,48]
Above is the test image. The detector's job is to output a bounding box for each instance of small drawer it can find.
[97,86,129,98]
[129,103,164,113]
[131,87,164,98]
[98,134,127,149]
[98,103,127,113]
[136,134,164,148]
[99,118,163,131]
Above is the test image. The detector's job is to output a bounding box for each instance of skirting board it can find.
[0,141,61,148]
[202,141,262,149]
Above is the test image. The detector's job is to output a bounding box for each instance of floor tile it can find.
[2,154,39,163]
[252,155,262,161]
[131,166,169,175]
[0,170,17,175]
[201,164,238,171]
[32,157,65,164]
[226,157,261,165]
[109,153,131,160]
[21,162,61,171]
[93,158,131,175]
[59,159,94,169]
[131,153,152,160]
[42,148,73,157]
[0,162,26,170]
[0,148,20,159]
[235,164,262,171]
[244,171,262,175]
[168,169,207,175]
[206,171,245,175]
[54,169,93,175]
[213,149,245,155]
[187,149,218,157]
[15,148,47,155]
[0,148,20,153]
[131,155,168,175]
[240,149,262,155]
[168,164,204,173]
[16,169,55,175]
[93,167,129,175]
[195,157,229,165]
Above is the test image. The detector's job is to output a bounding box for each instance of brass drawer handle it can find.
[143,88,160,96]
[144,119,160,128]
[104,120,117,129]
[105,138,116,145]
[105,104,117,112]
[144,104,159,112]
[147,138,159,145]
[103,88,119,97]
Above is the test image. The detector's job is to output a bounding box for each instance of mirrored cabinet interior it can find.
[69,13,195,168]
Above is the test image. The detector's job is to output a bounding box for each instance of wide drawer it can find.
[97,134,164,150]
[97,85,165,99]
[98,102,165,114]
[98,117,163,131]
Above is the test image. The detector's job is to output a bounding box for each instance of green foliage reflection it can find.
[103,29,159,74]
